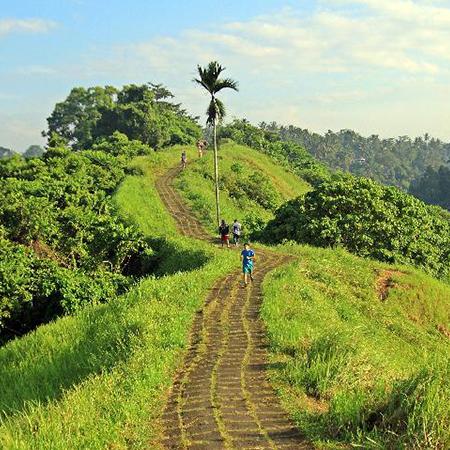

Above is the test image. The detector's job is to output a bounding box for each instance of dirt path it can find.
[156,166,310,449]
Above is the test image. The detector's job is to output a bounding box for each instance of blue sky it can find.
[1,0,450,151]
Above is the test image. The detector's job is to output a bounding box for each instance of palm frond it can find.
[215,98,226,121]
[214,78,239,93]
[193,77,211,93]
[194,61,237,124]
[195,61,227,92]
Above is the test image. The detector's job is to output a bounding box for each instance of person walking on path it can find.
[196,139,207,158]
[219,219,230,248]
[241,242,255,286]
[181,151,187,169]
[232,219,242,247]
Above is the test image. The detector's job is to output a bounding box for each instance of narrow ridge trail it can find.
[156,166,310,449]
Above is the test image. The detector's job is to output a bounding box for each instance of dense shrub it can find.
[0,134,156,343]
[265,177,450,278]
[221,167,281,212]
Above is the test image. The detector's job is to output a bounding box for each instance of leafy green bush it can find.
[0,135,157,343]
[265,177,450,278]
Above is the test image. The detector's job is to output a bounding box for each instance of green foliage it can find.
[262,245,450,448]
[266,177,450,278]
[45,83,202,150]
[410,165,450,211]
[0,135,156,343]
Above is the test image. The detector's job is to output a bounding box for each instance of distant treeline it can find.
[0,145,44,159]
[259,122,449,188]
[233,121,449,211]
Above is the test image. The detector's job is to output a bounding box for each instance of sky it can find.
[1,0,450,151]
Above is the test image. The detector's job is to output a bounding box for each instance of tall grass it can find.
[262,244,450,449]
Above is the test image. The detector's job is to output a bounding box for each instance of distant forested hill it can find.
[410,165,450,211]
[0,146,15,159]
[257,122,450,191]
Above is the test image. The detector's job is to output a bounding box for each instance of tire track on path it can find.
[156,165,311,449]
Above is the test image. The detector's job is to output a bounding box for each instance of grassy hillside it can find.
[175,141,310,236]
[262,245,450,449]
[173,145,450,448]
[0,147,236,449]
[1,142,448,449]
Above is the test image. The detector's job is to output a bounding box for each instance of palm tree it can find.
[194,61,238,227]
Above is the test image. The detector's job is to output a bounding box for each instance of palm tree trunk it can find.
[213,117,220,227]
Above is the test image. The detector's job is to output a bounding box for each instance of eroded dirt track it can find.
[156,166,310,449]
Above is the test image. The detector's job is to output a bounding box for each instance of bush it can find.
[0,136,157,343]
[265,177,450,278]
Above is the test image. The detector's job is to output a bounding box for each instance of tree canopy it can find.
[0,146,15,159]
[45,83,202,150]
[23,145,45,158]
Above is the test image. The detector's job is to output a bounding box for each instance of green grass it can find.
[0,146,236,449]
[1,141,448,449]
[175,141,310,235]
[261,244,450,449]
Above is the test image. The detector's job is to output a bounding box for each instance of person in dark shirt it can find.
[181,151,187,169]
[219,219,230,248]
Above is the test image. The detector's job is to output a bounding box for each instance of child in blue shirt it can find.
[241,243,255,286]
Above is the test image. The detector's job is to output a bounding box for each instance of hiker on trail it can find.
[218,219,230,248]
[181,151,187,169]
[241,242,255,286]
[197,139,207,158]
[232,219,242,247]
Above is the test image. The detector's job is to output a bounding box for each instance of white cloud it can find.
[91,1,450,80]
[71,0,450,139]
[4,1,450,148]
[0,18,57,36]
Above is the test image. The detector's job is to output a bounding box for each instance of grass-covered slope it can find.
[175,141,310,236]
[262,245,450,449]
[173,145,450,448]
[1,141,448,449]
[0,147,236,449]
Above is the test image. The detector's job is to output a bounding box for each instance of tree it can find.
[44,86,118,150]
[0,146,15,159]
[44,83,201,151]
[194,61,238,227]
[23,145,44,158]
[410,165,450,211]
